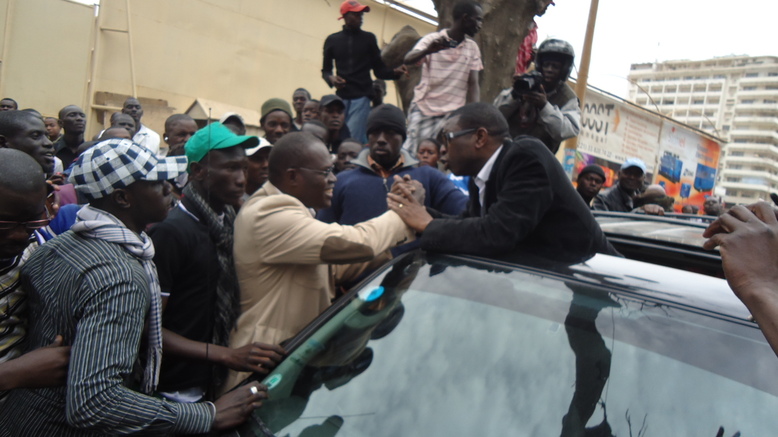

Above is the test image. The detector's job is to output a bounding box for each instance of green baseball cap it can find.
[184,122,259,172]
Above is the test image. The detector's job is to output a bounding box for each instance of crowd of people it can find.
[0,0,772,435]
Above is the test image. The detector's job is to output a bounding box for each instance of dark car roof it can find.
[453,252,748,323]
[239,251,775,436]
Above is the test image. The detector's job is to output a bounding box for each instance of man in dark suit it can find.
[387,102,616,266]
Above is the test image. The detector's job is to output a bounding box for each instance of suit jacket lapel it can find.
[467,177,480,217]
[483,142,511,214]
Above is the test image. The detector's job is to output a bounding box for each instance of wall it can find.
[94,0,436,136]
[0,0,94,117]
[0,0,435,137]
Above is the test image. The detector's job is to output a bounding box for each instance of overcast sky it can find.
[399,0,777,98]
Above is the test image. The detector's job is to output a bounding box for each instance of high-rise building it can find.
[627,56,778,205]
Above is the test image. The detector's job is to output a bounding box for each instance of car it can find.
[593,211,723,278]
[230,250,778,437]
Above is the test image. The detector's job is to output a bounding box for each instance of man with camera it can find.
[494,38,580,154]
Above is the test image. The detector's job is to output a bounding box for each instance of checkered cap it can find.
[69,138,188,201]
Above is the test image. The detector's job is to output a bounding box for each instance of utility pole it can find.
[564,0,600,152]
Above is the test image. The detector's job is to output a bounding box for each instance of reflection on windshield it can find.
[233,252,777,437]
[560,283,617,437]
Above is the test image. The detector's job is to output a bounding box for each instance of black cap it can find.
[366,104,406,140]
[320,94,345,108]
[579,164,605,181]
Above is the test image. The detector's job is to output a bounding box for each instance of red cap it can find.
[340,0,370,18]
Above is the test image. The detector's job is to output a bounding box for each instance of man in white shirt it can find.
[123,97,162,156]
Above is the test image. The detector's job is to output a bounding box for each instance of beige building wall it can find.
[0,0,434,138]
[0,0,94,117]
[93,0,435,137]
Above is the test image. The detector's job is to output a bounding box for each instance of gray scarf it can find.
[181,184,240,349]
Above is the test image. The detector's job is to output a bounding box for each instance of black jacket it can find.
[322,27,399,100]
[421,136,617,266]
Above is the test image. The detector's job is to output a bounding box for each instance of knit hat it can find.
[69,138,188,201]
[260,98,293,123]
[366,104,407,141]
[184,122,259,171]
[579,164,605,181]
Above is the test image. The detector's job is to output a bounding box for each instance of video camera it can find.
[511,70,544,99]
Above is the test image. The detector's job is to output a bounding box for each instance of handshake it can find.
[386,175,434,233]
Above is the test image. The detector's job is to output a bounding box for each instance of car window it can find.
[237,253,778,436]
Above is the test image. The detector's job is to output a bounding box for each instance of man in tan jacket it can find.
[223,132,415,393]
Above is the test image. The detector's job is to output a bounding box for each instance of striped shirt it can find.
[0,230,213,436]
[0,234,40,404]
[411,29,483,116]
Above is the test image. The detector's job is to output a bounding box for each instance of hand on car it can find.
[387,183,433,233]
[217,342,286,374]
[703,202,778,298]
[640,204,665,216]
[212,382,268,431]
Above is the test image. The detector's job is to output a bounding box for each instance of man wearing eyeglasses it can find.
[223,131,416,393]
[387,102,616,266]
[0,149,70,405]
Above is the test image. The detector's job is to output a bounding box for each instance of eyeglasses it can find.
[442,128,477,144]
[0,210,52,232]
[296,166,335,177]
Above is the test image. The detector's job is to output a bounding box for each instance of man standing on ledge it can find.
[322,0,407,144]
[402,0,483,155]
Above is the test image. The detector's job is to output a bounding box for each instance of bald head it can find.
[0,149,48,258]
[165,114,195,132]
[0,149,45,193]
[111,113,137,136]
[268,132,325,185]
[100,126,132,141]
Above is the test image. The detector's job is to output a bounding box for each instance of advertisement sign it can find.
[571,86,722,211]
[576,91,661,173]
[654,121,721,208]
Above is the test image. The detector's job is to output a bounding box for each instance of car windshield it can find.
[238,253,778,437]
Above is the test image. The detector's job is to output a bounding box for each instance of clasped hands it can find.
[387,175,433,233]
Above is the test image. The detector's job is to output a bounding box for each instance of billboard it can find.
[572,86,723,211]
[653,121,722,209]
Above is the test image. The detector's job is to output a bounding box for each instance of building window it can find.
[743,87,757,91]
[768,72,778,77]
[693,100,704,104]
[765,100,777,104]
[730,151,745,156]
[742,100,756,104]
[745,73,759,78]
